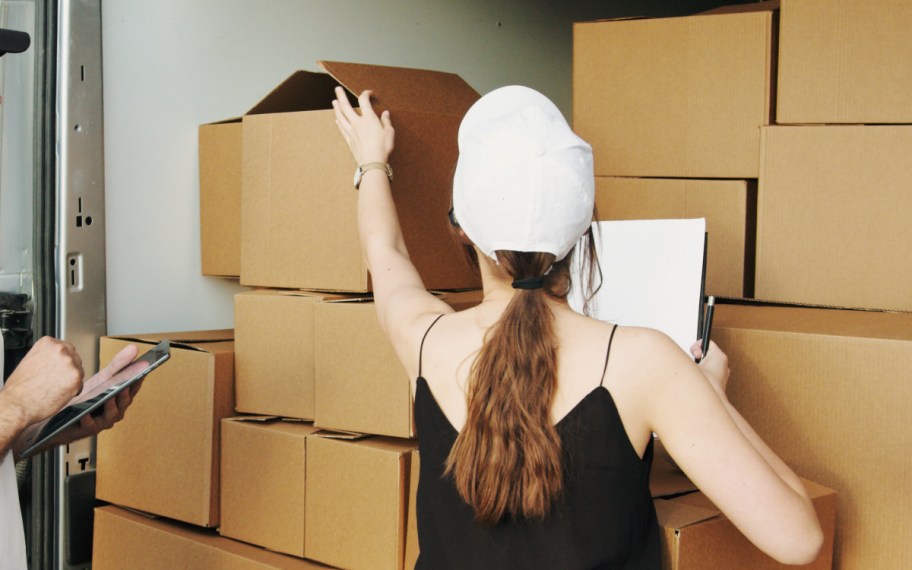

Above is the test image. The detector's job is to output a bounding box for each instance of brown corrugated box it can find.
[96,330,234,527]
[714,302,912,568]
[651,439,836,570]
[314,290,482,438]
[756,126,912,312]
[234,290,325,419]
[777,0,912,124]
[241,61,482,293]
[199,121,242,277]
[219,417,320,557]
[594,177,756,298]
[305,435,417,570]
[92,505,332,569]
[573,6,776,178]
[199,69,326,279]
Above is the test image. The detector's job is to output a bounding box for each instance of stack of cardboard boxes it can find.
[574,0,909,567]
[92,61,483,569]
[93,1,910,565]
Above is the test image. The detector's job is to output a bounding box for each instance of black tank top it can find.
[413,316,660,569]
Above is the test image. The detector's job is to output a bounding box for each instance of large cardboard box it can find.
[756,126,912,311]
[93,505,331,569]
[199,121,242,277]
[241,61,481,293]
[777,0,912,124]
[234,290,325,419]
[573,6,776,178]
[96,331,234,527]
[314,290,482,438]
[219,417,319,557]
[304,435,417,570]
[714,303,912,568]
[595,177,755,298]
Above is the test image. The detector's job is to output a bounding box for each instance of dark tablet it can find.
[19,340,170,459]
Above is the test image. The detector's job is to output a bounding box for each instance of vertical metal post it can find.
[29,0,105,567]
[56,0,106,566]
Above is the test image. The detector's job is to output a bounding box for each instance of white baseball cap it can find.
[452,85,594,262]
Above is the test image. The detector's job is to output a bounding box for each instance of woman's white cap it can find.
[452,85,594,262]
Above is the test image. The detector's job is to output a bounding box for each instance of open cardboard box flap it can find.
[241,61,479,121]
[319,60,479,116]
[109,329,234,353]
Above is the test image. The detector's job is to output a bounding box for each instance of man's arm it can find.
[0,394,28,459]
[0,337,84,459]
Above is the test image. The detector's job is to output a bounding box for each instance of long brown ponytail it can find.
[444,249,581,525]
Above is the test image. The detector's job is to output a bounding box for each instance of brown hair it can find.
[445,220,601,524]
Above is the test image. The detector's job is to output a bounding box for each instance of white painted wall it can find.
[101,0,611,334]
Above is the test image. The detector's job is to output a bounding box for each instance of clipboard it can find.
[568,219,708,353]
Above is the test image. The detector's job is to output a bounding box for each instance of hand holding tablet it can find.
[18,340,170,459]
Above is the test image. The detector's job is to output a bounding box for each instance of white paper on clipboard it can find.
[568,218,706,354]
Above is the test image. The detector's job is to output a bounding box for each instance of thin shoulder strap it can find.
[418,314,447,378]
[599,325,619,388]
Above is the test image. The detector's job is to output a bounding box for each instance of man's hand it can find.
[43,380,143,449]
[0,336,84,428]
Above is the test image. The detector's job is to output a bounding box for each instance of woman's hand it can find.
[690,339,730,396]
[332,87,395,165]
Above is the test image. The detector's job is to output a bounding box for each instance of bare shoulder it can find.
[602,325,696,392]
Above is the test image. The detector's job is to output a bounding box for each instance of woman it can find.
[332,85,822,569]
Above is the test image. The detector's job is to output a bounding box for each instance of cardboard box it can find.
[304,435,417,570]
[573,6,776,178]
[234,290,324,419]
[199,121,242,277]
[219,417,319,557]
[777,0,912,124]
[756,126,912,311]
[93,505,331,569]
[714,302,912,568]
[314,290,482,438]
[241,61,482,292]
[96,331,234,527]
[595,177,755,298]
[651,438,836,570]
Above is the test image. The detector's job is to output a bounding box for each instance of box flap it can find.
[699,0,779,16]
[246,70,341,116]
[715,303,912,341]
[110,329,234,344]
[654,497,721,530]
[318,61,479,117]
[313,429,370,441]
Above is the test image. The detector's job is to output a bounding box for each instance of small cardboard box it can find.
[314,290,482,438]
[241,61,482,293]
[651,439,836,570]
[93,505,331,569]
[594,177,755,298]
[777,0,912,124]
[756,126,912,311]
[199,121,242,278]
[304,434,417,570]
[234,289,325,419]
[714,302,912,568]
[573,5,776,178]
[96,330,234,527]
[219,417,319,557]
